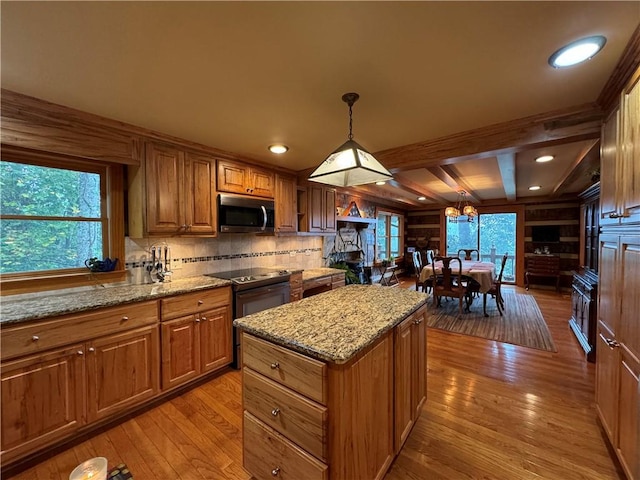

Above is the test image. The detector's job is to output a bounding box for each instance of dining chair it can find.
[457,248,480,261]
[411,250,426,292]
[481,253,509,317]
[431,256,467,314]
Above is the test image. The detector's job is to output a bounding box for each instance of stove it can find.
[207,267,291,291]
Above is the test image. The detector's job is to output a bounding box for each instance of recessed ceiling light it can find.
[268,144,289,154]
[548,35,606,68]
[376,181,386,185]
[417,196,427,201]
[529,185,542,191]
[535,155,554,163]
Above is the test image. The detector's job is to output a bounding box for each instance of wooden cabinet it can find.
[524,255,560,292]
[289,271,303,303]
[129,142,216,236]
[275,173,297,233]
[240,304,427,480]
[217,159,274,198]
[160,287,233,390]
[299,184,336,233]
[394,306,427,452]
[0,303,160,464]
[600,70,640,226]
[569,270,598,362]
[331,273,345,289]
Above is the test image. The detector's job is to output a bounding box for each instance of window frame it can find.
[375,208,404,262]
[0,146,126,295]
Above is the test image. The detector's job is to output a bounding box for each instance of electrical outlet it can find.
[171,259,182,270]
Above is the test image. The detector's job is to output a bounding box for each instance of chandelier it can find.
[445,191,478,223]
[309,92,393,187]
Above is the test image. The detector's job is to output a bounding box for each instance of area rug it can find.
[427,292,557,352]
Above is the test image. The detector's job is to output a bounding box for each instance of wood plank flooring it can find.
[5,282,624,479]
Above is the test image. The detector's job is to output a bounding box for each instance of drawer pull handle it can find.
[270,362,280,369]
[88,347,95,353]
[271,407,280,417]
[271,467,280,476]
[122,316,129,321]
[32,335,39,342]
[198,300,204,305]
[605,338,620,348]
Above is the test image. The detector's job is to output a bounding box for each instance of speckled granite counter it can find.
[234,284,426,364]
[301,267,345,281]
[0,276,231,325]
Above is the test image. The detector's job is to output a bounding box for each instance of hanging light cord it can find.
[348,103,354,140]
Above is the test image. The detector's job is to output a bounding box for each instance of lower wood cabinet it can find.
[240,303,427,480]
[0,324,159,464]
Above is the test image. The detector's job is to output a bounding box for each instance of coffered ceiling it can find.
[1,2,638,209]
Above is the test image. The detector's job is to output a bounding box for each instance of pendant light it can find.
[445,191,478,223]
[309,92,393,187]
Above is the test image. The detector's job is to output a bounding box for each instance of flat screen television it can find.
[531,225,561,243]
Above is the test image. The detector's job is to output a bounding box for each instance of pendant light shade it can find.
[309,93,392,187]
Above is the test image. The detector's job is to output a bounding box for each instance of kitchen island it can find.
[234,285,428,480]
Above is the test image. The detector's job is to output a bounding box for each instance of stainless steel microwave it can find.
[218,193,275,233]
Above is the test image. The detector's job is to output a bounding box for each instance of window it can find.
[376,210,403,261]
[0,147,124,292]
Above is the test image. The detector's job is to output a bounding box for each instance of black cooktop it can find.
[206,267,291,290]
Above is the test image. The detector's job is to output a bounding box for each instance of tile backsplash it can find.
[125,235,324,284]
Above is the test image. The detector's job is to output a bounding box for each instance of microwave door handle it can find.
[261,205,267,231]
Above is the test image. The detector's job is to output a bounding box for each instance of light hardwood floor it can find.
[4,282,624,479]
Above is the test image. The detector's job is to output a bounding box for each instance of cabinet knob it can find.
[271,467,280,477]
[32,335,39,342]
[195,318,201,323]
[88,347,95,353]
[605,338,620,348]
[271,407,280,417]
[201,316,206,321]
[77,350,84,356]
[121,316,129,321]
[270,362,280,369]
[609,213,621,219]
[198,300,204,305]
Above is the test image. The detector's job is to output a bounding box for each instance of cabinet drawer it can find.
[1,301,158,361]
[244,368,327,461]
[303,276,331,291]
[331,273,345,289]
[243,333,326,404]
[289,272,303,289]
[161,287,231,321]
[243,411,328,480]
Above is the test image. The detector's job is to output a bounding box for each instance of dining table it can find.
[419,260,496,294]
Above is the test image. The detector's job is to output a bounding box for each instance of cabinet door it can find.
[394,315,413,452]
[86,326,159,422]
[1,345,84,463]
[600,107,620,226]
[618,346,639,480]
[596,326,619,442]
[620,71,640,225]
[323,187,336,232]
[217,160,249,195]
[161,315,201,390]
[308,184,325,232]
[250,168,275,198]
[598,234,620,336]
[184,152,216,234]
[199,306,233,373]
[275,174,297,233]
[146,142,185,233]
[620,233,640,360]
[412,309,427,420]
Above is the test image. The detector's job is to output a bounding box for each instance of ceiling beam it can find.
[550,139,600,198]
[428,165,481,203]
[377,103,602,171]
[389,173,449,204]
[496,153,516,201]
[340,185,425,208]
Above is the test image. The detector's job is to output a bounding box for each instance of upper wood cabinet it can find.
[600,69,640,226]
[217,159,274,198]
[275,173,298,233]
[299,184,336,233]
[129,142,216,237]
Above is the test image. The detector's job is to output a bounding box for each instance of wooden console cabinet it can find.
[569,269,598,362]
[525,255,560,292]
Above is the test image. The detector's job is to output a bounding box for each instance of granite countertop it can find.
[302,267,345,281]
[234,284,427,364]
[0,276,232,325]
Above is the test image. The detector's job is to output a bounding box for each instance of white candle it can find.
[69,457,108,480]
